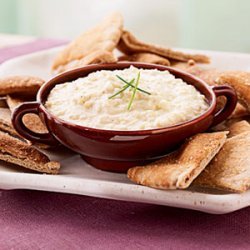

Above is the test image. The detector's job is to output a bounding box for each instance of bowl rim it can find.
[37,62,216,135]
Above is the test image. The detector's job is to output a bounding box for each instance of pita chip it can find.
[0,76,44,97]
[0,130,60,174]
[52,12,123,73]
[117,30,210,63]
[128,132,227,190]
[194,131,250,193]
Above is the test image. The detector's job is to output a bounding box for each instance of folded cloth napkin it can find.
[0,39,249,250]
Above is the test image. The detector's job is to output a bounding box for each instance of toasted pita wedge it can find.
[194,131,250,193]
[127,132,227,190]
[119,53,170,66]
[227,120,250,137]
[0,130,60,174]
[117,30,210,64]
[52,12,123,72]
[0,76,44,97]
[217,72,250,112]
[55,50,117,74]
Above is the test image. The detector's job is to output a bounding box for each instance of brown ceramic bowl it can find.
[12,63,237,172]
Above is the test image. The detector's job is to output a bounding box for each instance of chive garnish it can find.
[108,71,151,110]
[116,75,151,95]
[108,79,135,99]
[128,71,140,110]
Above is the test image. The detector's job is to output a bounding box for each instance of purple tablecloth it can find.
[0,40,250,250]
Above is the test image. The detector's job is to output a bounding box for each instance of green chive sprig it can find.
[128,71,140,110]
[109,71,151,110]
[108,79,135,99]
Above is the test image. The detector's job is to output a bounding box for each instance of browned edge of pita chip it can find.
[127,132,228,190]
[118,30,210,64]
[0,130,60,174]
[193,131,250,193]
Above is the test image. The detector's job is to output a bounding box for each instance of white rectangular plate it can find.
[0,47,249,214]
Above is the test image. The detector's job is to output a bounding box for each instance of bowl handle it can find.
[11,102,58,145]
[211,85,237,127]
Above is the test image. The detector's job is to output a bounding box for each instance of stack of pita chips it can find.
[128,132,228,190]
[0,76,60,174]
[128,121,250,193]
[51,12,210,74]
[127,67,250,193]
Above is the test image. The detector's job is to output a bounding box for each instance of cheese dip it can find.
[45,66,209,131]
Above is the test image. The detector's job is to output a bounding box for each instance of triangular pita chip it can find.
[0,130,60,174]
[118,30,210,63]
[52,12,123,72]
[0,76,44,97]
[128,132,227,190]
[194,131,250,192]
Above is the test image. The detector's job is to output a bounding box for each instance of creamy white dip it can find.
[45,66,209,131]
